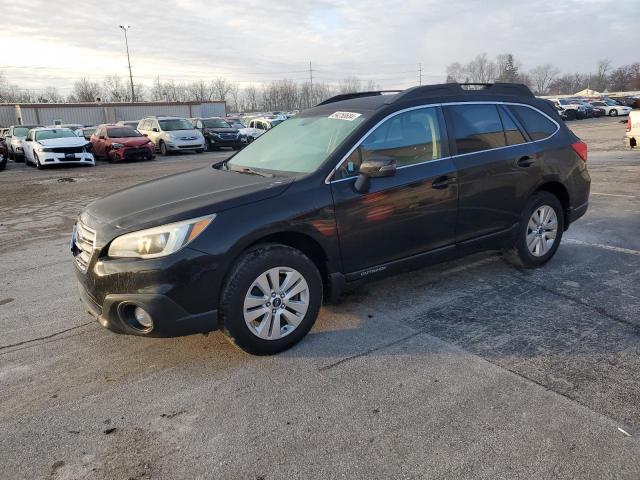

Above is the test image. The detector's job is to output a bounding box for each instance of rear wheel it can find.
[505,191,564,268]
[609,109,618,117]
[220,244,322,355]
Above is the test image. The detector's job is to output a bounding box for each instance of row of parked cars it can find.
[0,114,290,170]
[549,97,635,120]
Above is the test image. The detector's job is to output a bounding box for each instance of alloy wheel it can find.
[243,266,309,340]
[526,204,558,257]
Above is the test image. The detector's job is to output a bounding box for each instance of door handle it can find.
[432,175,456,189]
[517,156,534,167]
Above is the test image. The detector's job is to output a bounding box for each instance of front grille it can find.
[178,145,201,149]
[124,147,150,158]
[219,133,238,140]
[73,220,96,273]
[179,136,197,141]
[51,146,84,154]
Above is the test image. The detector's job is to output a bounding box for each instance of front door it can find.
[331,106,458,273]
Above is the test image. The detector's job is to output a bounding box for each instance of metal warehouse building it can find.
[0,100,226,127]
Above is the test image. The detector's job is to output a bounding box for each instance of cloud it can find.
[0,0,636,91]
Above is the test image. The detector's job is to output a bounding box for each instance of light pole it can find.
[119,25,135,102]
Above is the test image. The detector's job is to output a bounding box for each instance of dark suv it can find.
[72,83,590,355]
[190,117,245,151]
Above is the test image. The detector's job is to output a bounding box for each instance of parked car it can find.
[549,99,586,120]
[136,116,205,156]
[23,127,95,168]
[189,117,246,151]
[240,117,285,142]
[224,117,247,129]
[609,96,639,109]
[75,127,97,140]
[625,110,640,149]
[590,100,632,117]
[90,125,156,163]
[5,125,42,161]
[71,82,590,355]
[116,120,141,130]
[567,99,603,118]
[0,137,7,171]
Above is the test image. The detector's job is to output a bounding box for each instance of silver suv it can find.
[136,117,205,156]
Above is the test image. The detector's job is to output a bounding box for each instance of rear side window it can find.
[448,104,505,154]
[509,105,557,141]
[498,106,526,146]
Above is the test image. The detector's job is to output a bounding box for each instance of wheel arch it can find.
[534,181,570,229]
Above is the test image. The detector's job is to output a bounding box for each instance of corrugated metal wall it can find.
[0,101,227,127]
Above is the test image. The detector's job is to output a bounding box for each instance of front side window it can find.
[13,127,31,137]
[159,119,194,131]
[337,107,443,179]
[448,104,506,154]
[509,105,557,141]
[228,112,367,174]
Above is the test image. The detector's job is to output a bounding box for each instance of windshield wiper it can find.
[233,167,273,178]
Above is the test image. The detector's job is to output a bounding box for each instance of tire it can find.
[219,244,323,355]
[609,109,618,117]
[159,141,169,156]
[0,157,6,171]
[8,148,14,161]
[505,191,564,269]
[35,153,43,170]
[565,110,577,121]
[195,148,204,154]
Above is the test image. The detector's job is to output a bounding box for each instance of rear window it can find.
[498,106,526,146]
[509,105,557,141]
[448,104,506,154]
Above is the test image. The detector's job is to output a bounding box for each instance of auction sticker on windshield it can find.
[328,112,362,121]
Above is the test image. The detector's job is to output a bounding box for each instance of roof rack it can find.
[390,83,534,104]
[316,90,403,106]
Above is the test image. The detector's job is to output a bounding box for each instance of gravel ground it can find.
[1,123,639,479]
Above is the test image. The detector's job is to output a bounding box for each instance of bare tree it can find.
[528,64,560,95]
[37,87,63,103]
[466,53,497,83]
[228,83,240,112]
[594,59,611,91]
[69,78,102,102]
[211,77,232,102]
[243,85,261,112]
[337,76,361,94]
[188,80,214,102]
[103,75,129,102]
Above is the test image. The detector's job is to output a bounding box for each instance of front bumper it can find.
[78,283,218,337]
[109,146,155,161]
[39,152,94,165]
[165,140,205,151]
[206,135,246,149]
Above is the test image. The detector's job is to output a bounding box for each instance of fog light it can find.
[133,307,153,329]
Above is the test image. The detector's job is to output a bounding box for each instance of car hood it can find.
[38,137,89,147]
[83,166,294,232]
[110,137,152,147]
[165,129,201,137]
[206,128,239,134]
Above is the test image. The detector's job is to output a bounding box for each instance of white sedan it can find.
[590,100,632,117]
[23,127,95,169]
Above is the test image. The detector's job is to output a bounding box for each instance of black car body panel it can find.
[73,83,591,338]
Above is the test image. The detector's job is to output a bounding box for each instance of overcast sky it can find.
[2,0,637,93]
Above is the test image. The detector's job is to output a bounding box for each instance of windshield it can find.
[35,129,76,141]
[203,119,231,128]
[159,119,194,131]
[107,127,141,138]
[13,127,32,137]
[228,121,245,128]
[228,113,366,174]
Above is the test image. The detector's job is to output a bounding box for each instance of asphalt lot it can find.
[1,121,640,479]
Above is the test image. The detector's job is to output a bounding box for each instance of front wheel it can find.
[35,153,43,170]
[505,192,564,268]
[219,244,323,355]
[159,141,169,156]
[609,109,618,117]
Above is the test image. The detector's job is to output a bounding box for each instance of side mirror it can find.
[354,155,396,194]
[152,127,159,132]
[142,133,148,137]
[24,138,32,142]
[99,135,105,140]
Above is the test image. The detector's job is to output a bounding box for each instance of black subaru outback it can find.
[72,83,590,355]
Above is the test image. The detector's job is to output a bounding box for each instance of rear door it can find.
[331,106,458,273]
[445,103,547,242]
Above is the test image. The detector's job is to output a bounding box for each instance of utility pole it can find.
[119,25,135,102]
[309,61,314,107]
[419,63,423,85]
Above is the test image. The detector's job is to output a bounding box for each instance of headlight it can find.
[111,143,124,149]
[35,145,52,152]
[107,215,215,259]
[165,134,175,141]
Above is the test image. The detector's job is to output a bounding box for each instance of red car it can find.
[90,124,156,163]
